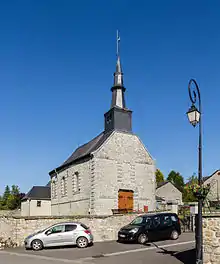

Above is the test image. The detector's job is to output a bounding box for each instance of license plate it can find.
[119,234,125,238]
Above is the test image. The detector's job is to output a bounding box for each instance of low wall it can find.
[0,210,21,217]
[0,214,139,248]
[203,214,220,264]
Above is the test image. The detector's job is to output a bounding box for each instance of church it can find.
[49,34,156,215]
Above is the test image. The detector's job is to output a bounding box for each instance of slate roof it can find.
[156,181,169,189]
[202,176,211,182]
[156,181,181,192]
[49,131,113,175]
[22,186,51,201]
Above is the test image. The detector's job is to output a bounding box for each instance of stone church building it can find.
[49,41,156,215]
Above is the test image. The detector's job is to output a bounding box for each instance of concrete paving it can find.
[0,233,195,264]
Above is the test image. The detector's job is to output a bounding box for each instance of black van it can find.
[118,212,181,244]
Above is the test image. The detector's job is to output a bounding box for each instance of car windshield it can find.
[37,228,46,233]
[130,216,144,225]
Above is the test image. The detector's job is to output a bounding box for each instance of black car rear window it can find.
[171,215,178,222]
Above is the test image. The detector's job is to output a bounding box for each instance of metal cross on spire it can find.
[116,30,120,57]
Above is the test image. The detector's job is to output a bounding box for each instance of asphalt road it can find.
[0,233,195,264]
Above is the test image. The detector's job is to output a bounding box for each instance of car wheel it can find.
[137,233,148,244]
[170,230,179,240]
[31,239,43,251]
[76,236,89,248]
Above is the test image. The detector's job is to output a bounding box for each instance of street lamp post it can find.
[186,79,203,264]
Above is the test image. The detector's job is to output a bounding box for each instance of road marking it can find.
[79,240,195,261]
[0,250,94,264]
[0,240,195,263]
[105,240,195,257]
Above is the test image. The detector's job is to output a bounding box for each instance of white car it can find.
[24,222,93,250]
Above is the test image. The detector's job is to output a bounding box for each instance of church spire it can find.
[113,30,123,87]
[111,30,126,108]
[104,30,132,133]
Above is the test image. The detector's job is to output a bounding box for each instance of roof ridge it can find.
[49,130,113,175]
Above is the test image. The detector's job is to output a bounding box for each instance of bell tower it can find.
[104,31,132,133]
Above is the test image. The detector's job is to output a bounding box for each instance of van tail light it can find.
[84,230,91,234]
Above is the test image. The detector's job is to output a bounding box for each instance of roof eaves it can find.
[203,169,220,182]
[49,153,92,177]
[156,181,169,189]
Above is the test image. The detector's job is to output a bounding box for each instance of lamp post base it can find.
[195,199,203,264]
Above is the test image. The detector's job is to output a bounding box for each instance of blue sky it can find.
[0,0,220,194]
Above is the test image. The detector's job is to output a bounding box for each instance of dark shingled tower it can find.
[104,30,132,133]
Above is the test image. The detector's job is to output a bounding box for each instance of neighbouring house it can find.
[156,195,166,210]
[203,169,220,203]
[156,181,182,205]
[49,38,156,216]
[21,186,51,216]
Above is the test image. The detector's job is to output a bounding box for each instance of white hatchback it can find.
[24,222,93,250]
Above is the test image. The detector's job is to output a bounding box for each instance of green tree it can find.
[2,185,11,208]
[183,174,198,202]
[6,185,20,210]
[167,170,184,191]
[155,169,165,185]
[0,195,3,209]
[0,185,23,210]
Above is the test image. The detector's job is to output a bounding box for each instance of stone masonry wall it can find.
[203,215,220,264]
[93,131,156,215]
[0,214,140,249]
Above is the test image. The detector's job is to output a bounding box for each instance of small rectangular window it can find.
[37,201,41,207]
[73,172,80,194]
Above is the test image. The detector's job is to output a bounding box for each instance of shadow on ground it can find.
[153,243,195,264]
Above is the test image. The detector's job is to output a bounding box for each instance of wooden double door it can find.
[118,189,134,212]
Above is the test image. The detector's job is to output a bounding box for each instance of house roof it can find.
[49,130,113,176]
[203,170,220,182]
[185,170,220,185]
[156,181,181,192]
[156,181,169,189]
[22,186,51,201]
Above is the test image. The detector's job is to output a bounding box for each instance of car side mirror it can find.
[45,230,52,236]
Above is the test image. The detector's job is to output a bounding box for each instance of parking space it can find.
[0,233,195,264]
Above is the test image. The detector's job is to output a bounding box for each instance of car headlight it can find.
[129,228,139,233]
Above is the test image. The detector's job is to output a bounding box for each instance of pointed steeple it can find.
[104,31,132,133]
[111,30,126,108]
[114,56,123,86]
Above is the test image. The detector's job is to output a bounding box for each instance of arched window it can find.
[72,172,80,194]
[61,176,67,197]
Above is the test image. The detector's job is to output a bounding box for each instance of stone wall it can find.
[0,214,140,249]
[203,214,220,264]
